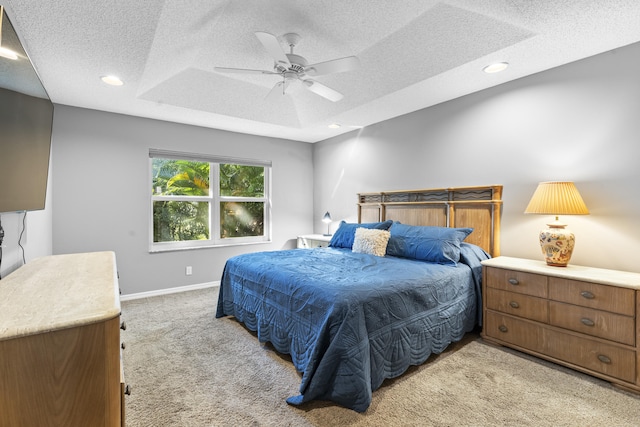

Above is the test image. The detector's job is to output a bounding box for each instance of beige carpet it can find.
[121,287,640,426]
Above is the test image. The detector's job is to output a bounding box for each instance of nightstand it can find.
[297,234,332,249]
[481,256,640,394]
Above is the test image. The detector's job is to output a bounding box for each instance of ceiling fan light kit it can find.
[214,31,359,102]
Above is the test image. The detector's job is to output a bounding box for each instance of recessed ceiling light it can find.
[0,47,18,60]
[483,62,509,73]
[328,123,341,129]
[101,75,124,86]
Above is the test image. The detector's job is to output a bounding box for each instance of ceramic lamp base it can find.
[539,224,575,267]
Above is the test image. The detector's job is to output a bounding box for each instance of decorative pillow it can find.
[352,228,391,257]
[329,220,393,249]
[386,223,473,265]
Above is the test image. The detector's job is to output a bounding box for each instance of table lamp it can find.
[322,211,332,236]
[524,181,589,266]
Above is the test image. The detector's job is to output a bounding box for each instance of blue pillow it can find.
[329,220,393,249]
[386,223,473,265]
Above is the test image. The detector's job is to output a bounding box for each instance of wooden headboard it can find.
[357,185,502,257]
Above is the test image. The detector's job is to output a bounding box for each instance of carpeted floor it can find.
[121,287,640,426]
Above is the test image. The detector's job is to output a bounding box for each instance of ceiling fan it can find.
[214,32,359,102]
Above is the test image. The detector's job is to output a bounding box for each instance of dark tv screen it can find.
[0,8,54,213]
[0,87,53,212]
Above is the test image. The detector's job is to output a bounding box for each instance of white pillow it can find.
[352,228,391,257]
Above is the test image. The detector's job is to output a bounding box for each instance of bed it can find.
[216,185,503,412]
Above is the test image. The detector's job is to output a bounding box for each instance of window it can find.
[149,149,271,252]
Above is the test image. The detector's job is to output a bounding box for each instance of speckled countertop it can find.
[482,256,640,290]
[0,251,120,341]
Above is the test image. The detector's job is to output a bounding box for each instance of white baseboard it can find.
[120,281,219,301]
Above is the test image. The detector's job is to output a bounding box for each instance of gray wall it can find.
[51,106,314,294]
[313,42,640,273]
[10,41,640,287]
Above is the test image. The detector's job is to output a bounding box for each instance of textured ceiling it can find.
[3,1,640,142]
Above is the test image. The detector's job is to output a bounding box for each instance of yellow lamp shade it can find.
[524,181,589,216]
[525,182,589,267]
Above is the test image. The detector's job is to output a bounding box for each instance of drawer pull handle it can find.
[498,325,508,333]
[121,341,126,350]
[124,384,132,395]
[120,320,127,331]
[508,278,519,286]
[580,291,595,299]
[509,301,520,309]
[597,354,611,364]
[580,318,595,327]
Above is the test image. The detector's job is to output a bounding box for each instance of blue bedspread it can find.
[216,243,489,412]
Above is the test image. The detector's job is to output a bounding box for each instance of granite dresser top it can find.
[0,251,120,341]
[482,256,640,290]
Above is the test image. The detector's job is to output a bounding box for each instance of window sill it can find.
[149,239,272,253]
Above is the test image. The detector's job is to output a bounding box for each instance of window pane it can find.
[219,164,264,197]
[153,201,210,242]
[152,158,210,196]
[220,202,264,238]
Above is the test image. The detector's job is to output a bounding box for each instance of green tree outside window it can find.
[151,158,267,245]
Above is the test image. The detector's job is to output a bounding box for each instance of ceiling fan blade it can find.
[305,56,359,76]
[265,80,292,101]
[302,79,344,102]
[255,31,290,67]
[214,66,278,75]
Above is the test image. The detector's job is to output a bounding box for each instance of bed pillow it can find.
[386,223,473,265]
[352,228,391,257]
[329,220,393,249]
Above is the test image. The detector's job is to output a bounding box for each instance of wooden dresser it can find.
[482,256,640,393]
[0,252,125,426]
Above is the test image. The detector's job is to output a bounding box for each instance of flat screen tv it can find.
[0,6,54,213]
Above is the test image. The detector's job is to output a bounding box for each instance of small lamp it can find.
[322,211,332,236]
[524,181,589,267]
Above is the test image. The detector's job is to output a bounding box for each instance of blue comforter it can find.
[216,243,489,412]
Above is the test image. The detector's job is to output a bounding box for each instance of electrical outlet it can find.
[185,266,192,276]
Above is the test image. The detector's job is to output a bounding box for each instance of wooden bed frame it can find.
[357,185,503,257]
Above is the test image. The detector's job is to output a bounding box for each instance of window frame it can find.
[149,149,272,253]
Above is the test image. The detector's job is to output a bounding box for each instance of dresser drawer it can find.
[544,327,636,383]
[485,267,547,298]
[549,278,635,316]
[486,288,548,323]
[486,311,636,384]
[549,301,635,346]
[484,311,545,353]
